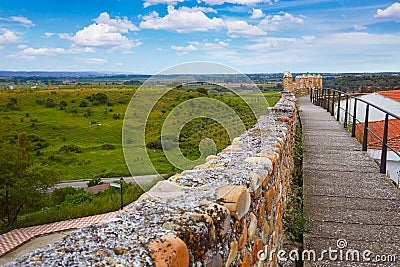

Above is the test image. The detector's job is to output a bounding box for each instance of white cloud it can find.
[81,57,107,64]
[375,2,400,21]
[171,40,230,55]
[225,20,266,37]
[140,6,224,33]
[0,29,20,43]
[143,0,184,8]
[259,11,304,31]
[244,37,297,52]
[302,35,316,44]
[171,44,198,55]
[9,45,95,60]
[200,0,275,5]
[43,32,54,38]
[60,12,140,51]
[140,6,265,37]
[251,8,265,19]
[201,40,229,48]
[94,12,138,32]
[0,16,34,28]
[354,25,367,31]
[9,16,35,27]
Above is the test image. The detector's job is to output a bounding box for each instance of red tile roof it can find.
[85,183,110,195]
[378,90,400,103]
[355,119,400,151]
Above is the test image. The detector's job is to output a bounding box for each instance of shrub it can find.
[79,100,88,107]
[59,100,67,110]
[59,144,82,154]
[5,97,21,111]
[51,187,85,206]
[87,177,103,187]
[196,87,208,95]
[102,144,115,150]
[146,139,162,150]
[45,98,55,108]
[87,93,108,105]
[62,192,93,206]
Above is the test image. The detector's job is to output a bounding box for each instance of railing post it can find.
[313,89,316,103]
[327,89,330,112]
[331,91,335,116]
[380,114,389,174]
[318,89,321,106]
[362,104,369,151]
[337,91,341,121]
[344,95,349,128]
[352,98,357,137]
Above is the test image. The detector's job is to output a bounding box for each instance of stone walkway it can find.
[299,96,400,267]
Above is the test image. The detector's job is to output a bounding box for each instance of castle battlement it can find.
[283,71,322,96]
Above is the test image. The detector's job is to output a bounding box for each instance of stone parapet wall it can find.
[11,92,297,267]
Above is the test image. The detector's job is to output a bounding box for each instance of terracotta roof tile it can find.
[378,90,400,103]
[355,119,400,151]
[85,183,110,195]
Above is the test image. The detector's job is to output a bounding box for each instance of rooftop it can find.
[378,90,400,103]
[355,119,400,151]
[85,183,110,195]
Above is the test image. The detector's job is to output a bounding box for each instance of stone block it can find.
[172,214,216,260]
[205,155,219,162]
[222,145,243,153]
[205,203,231,241]
[147,234,189,267]
[216,185,250,219]
[257,201,265,228]
[238,217,247,251]
[264,186,276,213]
[248,212,257,242]
[252,238,264,265]
[238,252,250,267]
[226,240,238,267]
[245,157,273,173]
[146,180,185,199]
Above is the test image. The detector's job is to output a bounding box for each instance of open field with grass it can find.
[0,86,280,180]
[0,85,280,230]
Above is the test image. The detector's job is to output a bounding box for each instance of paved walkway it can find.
[299,96,400,266]
[0,202,136,257]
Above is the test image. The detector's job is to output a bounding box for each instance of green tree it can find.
[0,133,56,232]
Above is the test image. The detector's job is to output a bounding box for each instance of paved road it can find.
[50,175,161,191]
[299,96,400,267]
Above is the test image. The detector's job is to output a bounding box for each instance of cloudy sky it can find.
[0,0,399,73]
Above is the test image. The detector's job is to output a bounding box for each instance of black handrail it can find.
[310,88,400,175]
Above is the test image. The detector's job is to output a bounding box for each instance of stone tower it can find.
[282,71,323,96]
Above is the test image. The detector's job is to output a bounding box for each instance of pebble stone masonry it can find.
[6,92,297,267]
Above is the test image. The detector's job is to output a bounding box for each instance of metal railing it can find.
[310,88,400,175]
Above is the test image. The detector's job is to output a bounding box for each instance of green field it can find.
[0,86,280,181]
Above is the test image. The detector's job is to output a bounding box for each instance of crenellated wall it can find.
[10,92,297,267]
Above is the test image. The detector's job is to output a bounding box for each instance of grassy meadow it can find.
[0,85,280,181]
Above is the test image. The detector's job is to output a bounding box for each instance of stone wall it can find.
[283,72,322,97]
[11,93,297,267]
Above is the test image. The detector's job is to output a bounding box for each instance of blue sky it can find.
[0,0,399,73]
